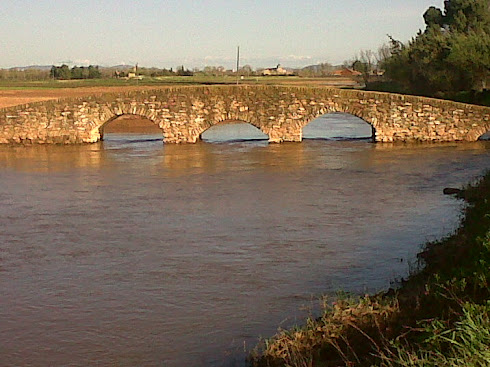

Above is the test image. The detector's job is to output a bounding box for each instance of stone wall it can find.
[0,85,489,144]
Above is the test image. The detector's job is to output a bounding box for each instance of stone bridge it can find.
[0,85,489,144]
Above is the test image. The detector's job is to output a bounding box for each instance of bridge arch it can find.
[302,112,375,141]
[478,129,490,140]
[469,122,490,141]
[99,113,164,140]
[199,119,269,142]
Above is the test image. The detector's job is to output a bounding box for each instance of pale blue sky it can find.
[1,0,443,69]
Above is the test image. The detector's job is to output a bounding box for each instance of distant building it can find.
[261,64,294,76]
[127,64,143,80]
[332,68,362,77]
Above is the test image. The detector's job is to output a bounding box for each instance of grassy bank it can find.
[250,171,490,366]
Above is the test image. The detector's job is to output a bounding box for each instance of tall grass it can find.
[379,300,490,367]
[250,171,490,366]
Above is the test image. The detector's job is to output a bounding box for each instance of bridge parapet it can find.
[0,86,488,144]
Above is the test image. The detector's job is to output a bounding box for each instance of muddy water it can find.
[1,114,489,366]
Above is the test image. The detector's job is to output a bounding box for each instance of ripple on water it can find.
[0,123,489,366]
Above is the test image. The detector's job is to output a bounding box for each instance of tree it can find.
[382,0,490,94]
[443,0,490,32]
[446,30,490,90]
[176,65,193,76]
[352,50,375,84]
[240,64,253,77]
[424,6,444,28]
[71,66,86,79]
[87,65,101,79]
[50,64,71,80]
[376,43,393,66]
[49,66,57,79]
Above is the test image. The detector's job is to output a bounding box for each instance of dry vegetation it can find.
[251,172,490,366]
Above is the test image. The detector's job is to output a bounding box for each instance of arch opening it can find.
[478,130,490,141]
[302,112,374,141]
[200,120,269,144]
[100,114,163,143]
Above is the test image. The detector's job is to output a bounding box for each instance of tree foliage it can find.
[176,65,194,76]
[382,0,490,96]
[424,6,444,28]
[0,68,50,80]
[50,65,102,80]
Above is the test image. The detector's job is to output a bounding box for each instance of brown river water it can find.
[1,114,489,367]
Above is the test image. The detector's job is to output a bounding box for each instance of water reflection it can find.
[1,126,490,367]
[0,144,107,172]
[1,139,489,177]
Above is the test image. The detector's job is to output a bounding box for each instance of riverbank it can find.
[250,171,490,366]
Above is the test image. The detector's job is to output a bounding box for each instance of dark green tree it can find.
[382,0,489,95]
[443,0,490,32]
[176,65,193,76]
[49,65,58,79]
[58,65,71,80]
[71,66,86,79]
[423,6,444,28]
[87,65,101,79]
[447,30,490,90]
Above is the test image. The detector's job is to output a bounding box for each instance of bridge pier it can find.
[162,126,201,144]
[163,134,200,144]
[268,132,302,143]
[267,125,303,143]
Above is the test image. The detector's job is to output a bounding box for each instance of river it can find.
[1,114,489,366]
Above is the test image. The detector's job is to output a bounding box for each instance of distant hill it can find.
[6,64,136,71]
[9,65,52,71]
[300,63,343,72]
[103,64,134,70]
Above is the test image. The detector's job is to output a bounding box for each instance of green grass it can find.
[0,75,355,90]
[379,301,490,367]
[0,76,272,89]
[0,78,170,89]
[250,171,490,367]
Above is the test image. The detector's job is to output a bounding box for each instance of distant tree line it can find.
[0,68,51,80]
[1,60,390,82]
[116,67,176,78]
[50,65,102,80]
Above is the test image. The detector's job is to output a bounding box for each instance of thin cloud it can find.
[284,55,312,61]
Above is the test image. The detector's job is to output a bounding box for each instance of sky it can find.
[1,0,444,69]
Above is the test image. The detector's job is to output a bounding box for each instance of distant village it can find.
[111,62,384,79]
[0,62,384,82]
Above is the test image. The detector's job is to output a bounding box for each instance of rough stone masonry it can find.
[0,85,489,144]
